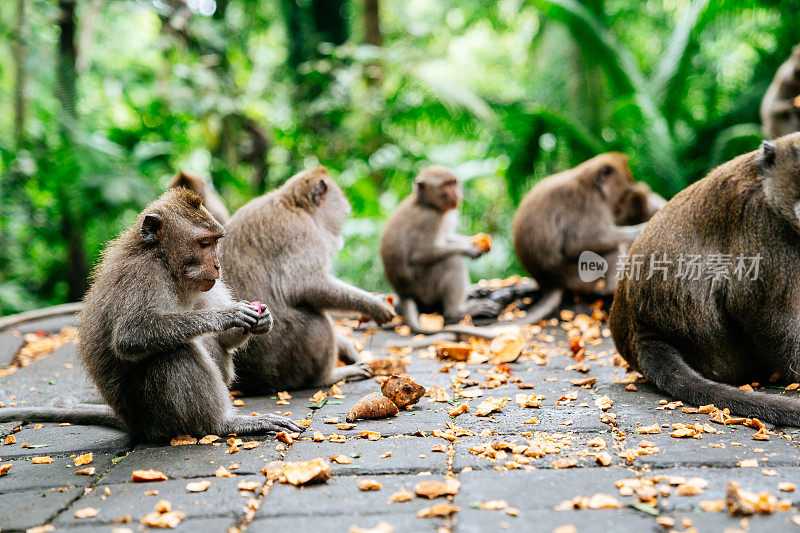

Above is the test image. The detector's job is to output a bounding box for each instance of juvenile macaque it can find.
[220,167,396,394]
[0,189,300,440]
[611,133,800,426]
[615,182,667,226]
[512,153,651,323]
[170,171,230,224]
[761,45,800,139]
[380,166,500,334]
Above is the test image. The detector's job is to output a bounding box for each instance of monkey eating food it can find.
[511,153,660,324]
[221,166,396,394]
[761,44,800,139]
[0,188,301,440]
[380,166,501,335]
[611,133,800,426]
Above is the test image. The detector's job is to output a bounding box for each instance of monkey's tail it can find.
[503,287,563,326]
[400,298,441,335]
[636,338,800,427]
[0,405,126,431]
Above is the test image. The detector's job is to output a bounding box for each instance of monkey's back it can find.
[222,190,337,393]
[610,150,800,383]
[512,171,610,288]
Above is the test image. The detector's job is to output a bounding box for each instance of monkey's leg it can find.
[335,331,361,365]
[221,413,304,435]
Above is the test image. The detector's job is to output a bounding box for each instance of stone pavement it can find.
[2,307,800,533]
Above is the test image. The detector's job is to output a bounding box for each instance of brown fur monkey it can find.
[380,166,500,335]
[512,153,649,324]
[170,171,230,224]
[611,133,800,426]
[615,182,667,226]
[0,189,301,441]
[761,45,800,139]
[221,167,396,394]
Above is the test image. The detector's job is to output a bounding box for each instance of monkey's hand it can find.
[219,301,260,331]
[249,305,274,335]
[463,244,486,260]
[368,299,397,326]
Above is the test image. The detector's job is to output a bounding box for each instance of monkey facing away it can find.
[380,166,500,335]
[512,153,653,324]
[761,45,800,139]
[611,133,800,426]
[170,171,230,224]
[0,189,301,441]
[221,167,396,394]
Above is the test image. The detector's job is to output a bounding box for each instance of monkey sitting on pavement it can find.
[380,166,501,335]
[761,44,800,140]
[221,167,396,394]
[512,153,656,324]
[0,188,301,441]
[611,133,800,426]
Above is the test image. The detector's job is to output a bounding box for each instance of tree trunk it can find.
[57,0,89,301]
[13,0,26,147]
[364,0,381,46]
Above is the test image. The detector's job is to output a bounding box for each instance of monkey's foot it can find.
[224,413,304,435]
[464,299,503,318]
[329,363,373,384]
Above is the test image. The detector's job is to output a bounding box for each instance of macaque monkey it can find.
[761,45,800,139]
[0,189,301,440]
[170,171,230,224]
[220,167,396,394]
[615,182,667,226]
[512,153,651,323]
[611,133,800,426]
[380,166,500,335]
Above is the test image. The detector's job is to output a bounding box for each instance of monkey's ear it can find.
[597,165,613,184]
[309,179,328,206]
[760,140,776,168]
[416,181,425,194]
[141,213,163,245]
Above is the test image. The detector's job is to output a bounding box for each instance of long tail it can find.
[637,338,800,426]
[400,298,441,335]
[502,287,563,326]
[0,405,126,430]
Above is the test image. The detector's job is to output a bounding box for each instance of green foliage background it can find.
[0,0,796,314]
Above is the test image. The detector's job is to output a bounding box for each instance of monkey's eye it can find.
[198,239,214,248]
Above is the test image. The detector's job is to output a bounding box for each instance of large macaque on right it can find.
[511,153,663,323]
[761,44,800,139]
[611,133,800,426]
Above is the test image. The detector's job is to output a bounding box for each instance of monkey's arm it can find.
[410,243,479,265]
[295,276,395,325]
[216,328,251,351]
[564,223,646,259]
[112,304,258,361]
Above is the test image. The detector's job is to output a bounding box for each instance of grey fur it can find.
[380,166,500,335]
[611,132,800,426]
[0,188,301,441]
[220,167,395,394]
[761,45,800,139]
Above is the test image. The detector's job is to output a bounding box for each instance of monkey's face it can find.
[417,172,462,212]
[140,198,225,292]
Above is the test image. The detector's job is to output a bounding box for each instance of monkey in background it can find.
[221,167,396,394]
[170,171,230,224]
[0,188,301,441]
[380,166,501,335]
[615,182,667,226]
[761,45,800,139]
[512,153,654,324]
[611,133,800,426]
